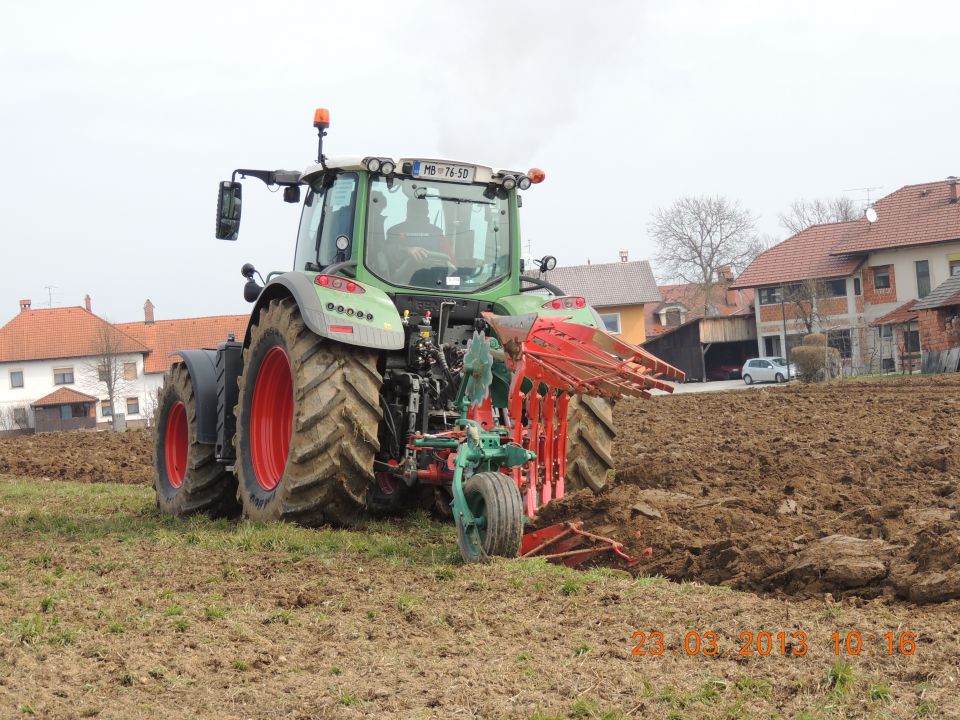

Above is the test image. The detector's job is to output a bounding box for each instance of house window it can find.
[599,313,621,334]
[872,266,891,290]
[905,329,920,353]
[53,368,74,385]
[951,260,960,277]
[828,329,852,359]
[97,364,109,382]
[664,309,682,326]
[854,276,862,296]
[9,370,23,389]
[915,260,931,298]
[101,400,113,417]
[123,363,137,381]
[126,397,140,416]
[763,335,782,356]
[13,407,28,428]
[60,405,73,420]
[758,287,782,305]
[824,279,847,297]
[879,325,893,339]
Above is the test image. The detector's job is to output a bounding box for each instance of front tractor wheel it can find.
[153,363,239,518]
[235,298,383,526]
[564,395,616,492]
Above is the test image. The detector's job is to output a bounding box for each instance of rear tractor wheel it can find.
[153,363,240,518]
[564,395,616,492]
[234,298,382,526]
[457,471,523,563]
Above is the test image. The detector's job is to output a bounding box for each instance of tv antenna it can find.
[44,285,58,307]
[843,185,883,207]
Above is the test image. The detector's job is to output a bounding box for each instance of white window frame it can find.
[599,312,621,334]
[126,397,140,416]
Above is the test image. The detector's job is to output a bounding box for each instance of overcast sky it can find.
[1,1,957,323]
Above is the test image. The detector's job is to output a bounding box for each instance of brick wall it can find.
[759,303,812,323]
[864,264,897,305]
[919,306,960,352]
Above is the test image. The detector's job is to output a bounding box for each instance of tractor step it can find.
[519,521,650,568]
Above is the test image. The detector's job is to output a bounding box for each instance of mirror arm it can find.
[231,168,302,187]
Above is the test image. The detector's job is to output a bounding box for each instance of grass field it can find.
[0,477,955,719]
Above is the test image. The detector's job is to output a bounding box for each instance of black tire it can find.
[565,395,616,492]
[743,374,753,385]
[775,372,785,383]
[153,363,240,518]
[367,471,410,516]
[457,471,523,563]
[235,298,382,526]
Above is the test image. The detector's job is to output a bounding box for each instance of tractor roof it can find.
[300,157,503,185]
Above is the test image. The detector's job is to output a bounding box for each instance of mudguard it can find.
[492,293,600,328]
[170,348,219,445]
[244,272,405,350]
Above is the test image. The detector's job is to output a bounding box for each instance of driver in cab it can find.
[387,199,449,262]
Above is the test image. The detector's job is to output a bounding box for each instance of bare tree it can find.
[0,404,29,431]
[778,197,860,235]
[85,323,135,430]
[782,280,832,334]
[649,196,762,317]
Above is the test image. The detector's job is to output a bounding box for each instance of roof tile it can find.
[539,260,660,307]
[731,222,865,289]
[912,274,960,311]
[0,307,148,363]
[117,316,249,374]
[644,283,754,336]
[31,387,98,407]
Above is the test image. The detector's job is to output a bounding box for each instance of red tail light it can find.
[542,296,586,311]
[315,275,365,293]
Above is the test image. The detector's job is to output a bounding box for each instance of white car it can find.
[741,357,796,384]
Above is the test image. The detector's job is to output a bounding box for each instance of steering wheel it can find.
[395,249,458,284]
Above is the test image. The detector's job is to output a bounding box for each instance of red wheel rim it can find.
[164,400,188,489]
[250,346,293,492]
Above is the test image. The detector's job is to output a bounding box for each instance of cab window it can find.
[294,173,358,270]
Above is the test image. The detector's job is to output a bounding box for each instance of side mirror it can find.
[216,181,242,240]
[283,185,301,203]
[243,279,262,303]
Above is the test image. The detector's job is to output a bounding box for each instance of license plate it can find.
[411,161,475,184]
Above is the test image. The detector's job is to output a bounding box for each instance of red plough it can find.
[484,313,685,519]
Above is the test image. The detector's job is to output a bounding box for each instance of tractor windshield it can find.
[364,176,511,292]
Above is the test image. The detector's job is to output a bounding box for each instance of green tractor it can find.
[153,108,682,562]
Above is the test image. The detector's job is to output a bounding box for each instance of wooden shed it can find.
[643,315,757,382]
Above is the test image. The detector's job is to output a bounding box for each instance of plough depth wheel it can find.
[457,471,524,563]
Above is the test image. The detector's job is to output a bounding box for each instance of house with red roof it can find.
[643,266,755,337]
[0,297,246,432]
[732,177,960,373]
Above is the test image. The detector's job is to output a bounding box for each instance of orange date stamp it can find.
[629,630,917,657]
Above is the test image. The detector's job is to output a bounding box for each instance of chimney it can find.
[19,299,31,312]
[949,176,958,203]
[144,299,155,324]
[619,249,629,263]
[84,294,92,312]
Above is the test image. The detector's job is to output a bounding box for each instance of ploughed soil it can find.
[1,375,959,717]
[0,428,152,485]
[537,374,960,605]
